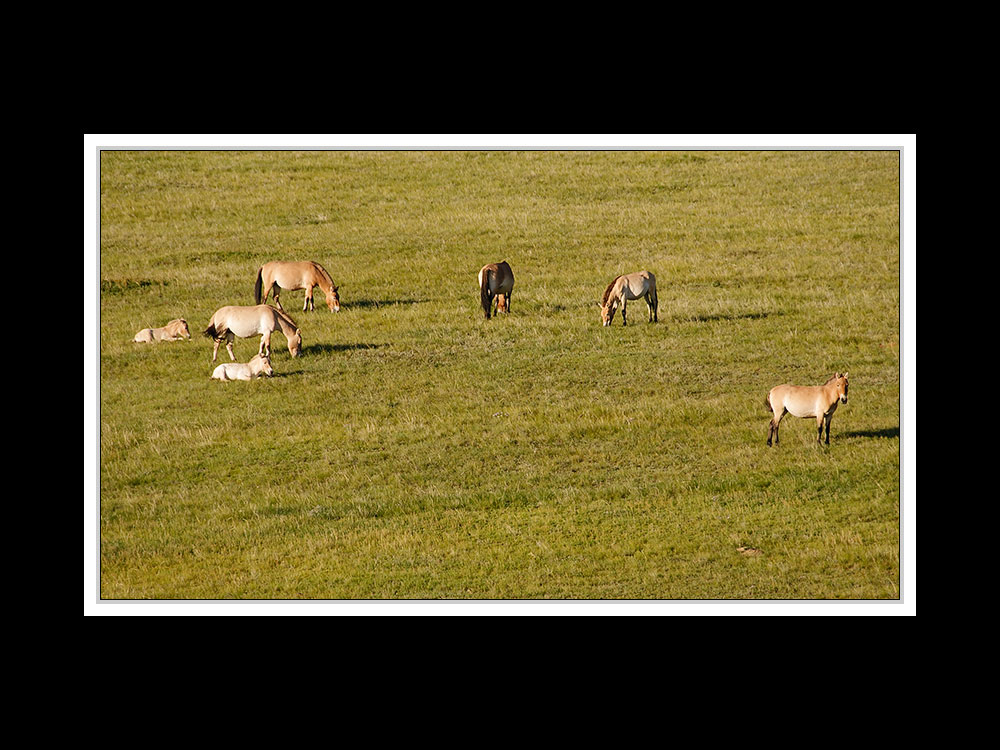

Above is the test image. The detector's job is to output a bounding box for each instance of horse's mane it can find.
[601,276,622,307]
[824,373,839,384]
[273,307,299,331]
[314,262,335,288]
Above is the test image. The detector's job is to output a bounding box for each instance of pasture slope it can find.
[99,151,900,600]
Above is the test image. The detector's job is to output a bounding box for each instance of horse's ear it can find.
[835,372,841,379]
[333,286,338,292]
[843,371,849,379]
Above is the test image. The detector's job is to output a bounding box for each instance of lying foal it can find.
[211,354,274,381]
[133,319,190,342]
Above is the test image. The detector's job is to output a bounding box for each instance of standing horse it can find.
[766,372,850,446]
[211,353,275,381]
[203,305,302,362]
[133,319,190,343]
[479,261,514,319]
[600,271,658,326]
[255,261,341,312]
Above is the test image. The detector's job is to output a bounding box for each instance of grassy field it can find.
[97,150,901,600]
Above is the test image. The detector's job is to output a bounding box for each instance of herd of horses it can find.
[131,259,850,446]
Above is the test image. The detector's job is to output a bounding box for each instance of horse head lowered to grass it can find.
[255,261,340,313]
[478,261,514,319]
[203,305,301,362]
[600,271,658,326]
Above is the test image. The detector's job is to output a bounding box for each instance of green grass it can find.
[98,150,900,599]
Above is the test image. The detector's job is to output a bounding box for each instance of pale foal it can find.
[211,354,275,381]
[133,319,190,342]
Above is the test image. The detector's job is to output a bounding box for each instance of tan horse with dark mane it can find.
[479,261,514,319]
[766,373,850,446]
[600,271,658,326]
[255,261,340,312]
[133,319,190,343]
[203,305,302,361]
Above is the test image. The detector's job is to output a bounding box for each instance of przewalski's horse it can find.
[211,353,274,381]
[133,319,190,343]
[255,261,341,313]
[600,271,658,326]
[765,372,850,446]
[479,261,514,319]
[203,305,302,362]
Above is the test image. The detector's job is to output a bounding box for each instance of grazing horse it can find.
[133,319,190,343]
[255,261,341,313]
[766,372,850,446]
[211,354,274,381]
[479,261,514,319]
[600,271,658,326]
[203,305,302,362]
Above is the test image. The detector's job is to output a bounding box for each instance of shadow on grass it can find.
[346,298,427,309]
[842,427,900,440]
[302,342,383,355]
[682,311,778,323]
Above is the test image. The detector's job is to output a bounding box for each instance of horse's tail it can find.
[203,315,225,340]
[254,266,264,305]
[764,391,773,413]
[480,267,492,319]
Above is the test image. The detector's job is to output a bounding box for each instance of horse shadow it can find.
[347,298,427,310]
[683,311,777,323]
[842,427,900,440]
[302,342,383,355]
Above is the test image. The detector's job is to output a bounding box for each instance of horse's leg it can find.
[272,284,284,312]
[620,296,627,326]
[226,332,236,361]
[772,408,787,445]
[304,286,313,312]
[260,332,271,358]
[646,293,654,323]
[816,415,825,444]
[824,414,833,445]
[506,291,511,314]
[212,338,221,362]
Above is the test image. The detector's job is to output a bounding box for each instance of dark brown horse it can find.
[479,261,514,319]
